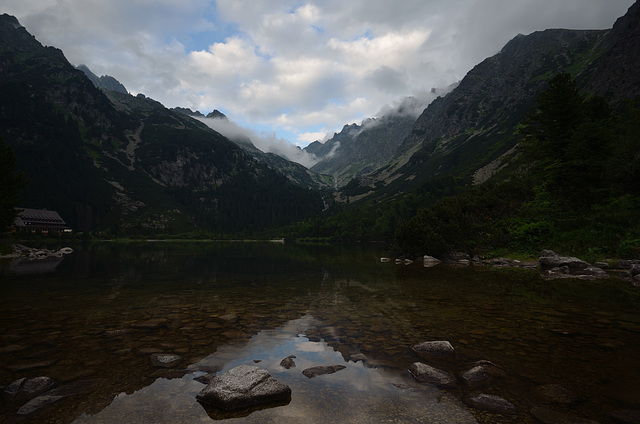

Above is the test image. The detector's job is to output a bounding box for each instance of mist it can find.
[196,116,320,168]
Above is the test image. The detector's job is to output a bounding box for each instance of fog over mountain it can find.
[4,0,632,149]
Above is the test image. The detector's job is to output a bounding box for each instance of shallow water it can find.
[0,242,638,423]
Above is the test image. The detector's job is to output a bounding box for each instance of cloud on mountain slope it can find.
[4,0,634,151]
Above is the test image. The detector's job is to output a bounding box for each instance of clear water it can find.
[0,242,638,424]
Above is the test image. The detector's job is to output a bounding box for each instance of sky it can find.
[3,0,635,165]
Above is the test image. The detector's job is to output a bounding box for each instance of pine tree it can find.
[0,137,29,231]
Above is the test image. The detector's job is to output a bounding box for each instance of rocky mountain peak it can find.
[0,14,42,52]
[206,109,228,120]
[77,64,128,94]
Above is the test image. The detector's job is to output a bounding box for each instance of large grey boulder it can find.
[196,365,291,411]
[408,362,457,389]
[539,250,590,270]
[411,340,455,362]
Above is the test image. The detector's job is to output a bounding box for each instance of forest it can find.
[287,74,640,259]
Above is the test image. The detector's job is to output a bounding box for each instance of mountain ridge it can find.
[0,14,324,233]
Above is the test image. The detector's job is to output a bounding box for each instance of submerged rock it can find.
[22,376,55,394]
[196,365,291,411]
[408,362,457,389]
[4,377,26,396]
[412,340,455,362]
[465,394,517,415]
[150,353,182,368]
[532,384,580,404]
[459,364,506,389]
[16,394,64,415]
[301,365,346,379]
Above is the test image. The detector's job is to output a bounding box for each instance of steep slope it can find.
[339,28,609,203]
[586,0,640,102]
[305,95,446,186]
[172,107,333,190]
[77,64,128,94]
[340,1,640,205]
[0,14,324,234]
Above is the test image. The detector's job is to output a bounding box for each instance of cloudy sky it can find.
[4,0,635,156]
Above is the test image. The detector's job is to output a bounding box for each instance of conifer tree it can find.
[0,137,28,231]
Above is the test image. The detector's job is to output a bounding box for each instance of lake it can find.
[0,241,639,423]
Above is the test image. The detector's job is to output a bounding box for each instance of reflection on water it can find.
[0,242,639,424]
[74,315,476,423]
[8,256,64,275]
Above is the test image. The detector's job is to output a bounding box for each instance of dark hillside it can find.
[0,14,324,234]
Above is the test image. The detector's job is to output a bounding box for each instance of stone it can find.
[349,353,366,362]
[17,395,65,415]
[531,406,600,424]
[4,377,27,396]
[23,376,55,394]
[581,266,609,279]
[280,356,296,369]
[465,394,517,415]
[150,353,182,368]
[616,260,640,269]
[302,365,346,379]
[539,250,590,270]
[46,379,99,397]
[408,362,456,389]
[423,256,441,267]
[411,340,455,362]
[196,365,291,411]
[444,251,470,261]
[532,384,580,404]
[460,366,493,388]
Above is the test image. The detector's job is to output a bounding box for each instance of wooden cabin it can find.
[12,208,72,234]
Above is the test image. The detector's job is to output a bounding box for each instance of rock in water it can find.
[466,394,517,415]
[280,356,296,369]
[412,340,455,362]
[17,395,65,415]
[150,353,182,368]
[408,362,457,389]
[196,365,291,411]
[301,365,346,378]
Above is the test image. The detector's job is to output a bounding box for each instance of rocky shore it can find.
[383,250,640,285]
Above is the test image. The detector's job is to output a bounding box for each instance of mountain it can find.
[304,92,450,187]
[0,14,324,234]
[77,64,128,94]
[336,1,640,204]
[172,107,333,190]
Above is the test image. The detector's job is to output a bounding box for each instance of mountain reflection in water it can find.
[0,242,638,424]
[73,315,476,423]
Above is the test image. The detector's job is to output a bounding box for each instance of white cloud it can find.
[196,116,319,168]
[3,0,635,164]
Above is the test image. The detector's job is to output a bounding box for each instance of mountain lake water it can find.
[0,241,639,424]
